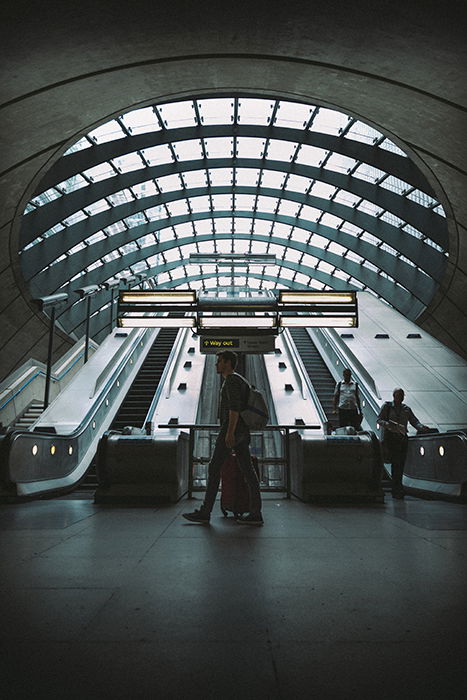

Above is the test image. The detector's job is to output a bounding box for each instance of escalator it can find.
[110,328,179,431]
[82,327,179,488]
[288,328,336,428]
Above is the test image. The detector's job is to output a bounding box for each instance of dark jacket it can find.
[219,372,249,429]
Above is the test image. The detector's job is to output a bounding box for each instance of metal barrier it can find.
[158,423,321,499]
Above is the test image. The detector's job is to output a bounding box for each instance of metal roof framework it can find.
[19,96,448,342]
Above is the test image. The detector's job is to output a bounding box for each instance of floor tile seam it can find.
[135,512,186,562]
[73,588,121,643]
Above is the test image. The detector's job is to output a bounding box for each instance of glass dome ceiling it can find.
[19,96,449,342]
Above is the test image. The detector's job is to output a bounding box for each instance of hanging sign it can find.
[200,336,275,354]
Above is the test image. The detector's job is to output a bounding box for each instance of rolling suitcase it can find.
[221,451,257,518]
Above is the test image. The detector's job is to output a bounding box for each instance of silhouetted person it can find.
[377,388,429,499]
[183,350,263,525]
[333,368,362,430]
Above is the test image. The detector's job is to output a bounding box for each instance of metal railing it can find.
[158,423,321,499]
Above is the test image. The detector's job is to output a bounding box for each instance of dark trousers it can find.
[338,408,361,430]
[384,433,408,496]
[203,428,262,515]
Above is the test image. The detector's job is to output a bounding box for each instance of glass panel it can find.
[344,121,382,144]
[58,174,89,194]
[236,137,266,159]
[320,213,342,228]
[327,241,346,255]
[146,206,164,220]
[266,139,298,161]
[379,211,405,227]
[255,195,278,213]
[105,221,126,236]
[291,228,310,243]
[339,221,362,236]
[182,170,208,188]
[112,152,145,173]
[379,138,407,156]
[283,248,300,263]
[68,241,87,256]
[156,174,183,192]
[311,108,351,136]
[237,98,274,125]
[310,233,328,248]
[120,107,162,134]
[209,168,233,185]
[85,199,110,216]
[204,137,233,158]
[277,200,300,217]
[212,194,233,210]
[189,195,211,212]
[63,211,87,226]
[235,168,259,187]
[108,189,134,206]
[357,200,383,217]
[133,181,159,198]
[406,190,438,208]
[157,100,197,128]
[295,144,328,166]
[173,139,204,161]
[213,218,232,233]
[83,162,116,183]
[234,194,256,211]
[298,205,321,222]
[164,248,182,262]
[323,152,357,173]
[353,163,386,183]
[380,175,412,195]
[119,242,138,255]
[260,170,286,189]
[332,190,361,207]
[272,222,292,237]
[309,181,337,199]
[88,120,124,144]
[197,98,234,125]
[274,101,315,128]
[285,174,312,193]
[63,137,92,155]
[318,260,336,274]
[166,200,189,216]
[141,144,174,165]
[30,188,61,207]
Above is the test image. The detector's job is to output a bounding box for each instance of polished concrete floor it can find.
[1,492,466,699]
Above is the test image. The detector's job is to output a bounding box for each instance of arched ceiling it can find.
[19,96,448,342]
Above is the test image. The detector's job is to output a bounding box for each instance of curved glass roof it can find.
[19,96,449,342]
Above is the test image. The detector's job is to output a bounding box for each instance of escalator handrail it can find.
[90,328,148,399]
[144,327,188,425]
[311,328,382,410]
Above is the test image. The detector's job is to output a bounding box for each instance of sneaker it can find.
[236,513,264,526]
[182,508,210,524]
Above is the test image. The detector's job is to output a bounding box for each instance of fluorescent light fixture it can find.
[189,254,277,266]
[118,317,196,328]
[280,316,357,327]
[279,291,356,304]
[120,290,196,304]
[199,316,276,328]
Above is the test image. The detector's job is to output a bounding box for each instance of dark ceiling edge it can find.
[1,53,466,114]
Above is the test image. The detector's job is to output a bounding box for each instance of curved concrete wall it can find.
[1,0,466,380]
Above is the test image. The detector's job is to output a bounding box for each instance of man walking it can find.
[333,368,362,430]
[183,350,263,525]
[377,388,429,499]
